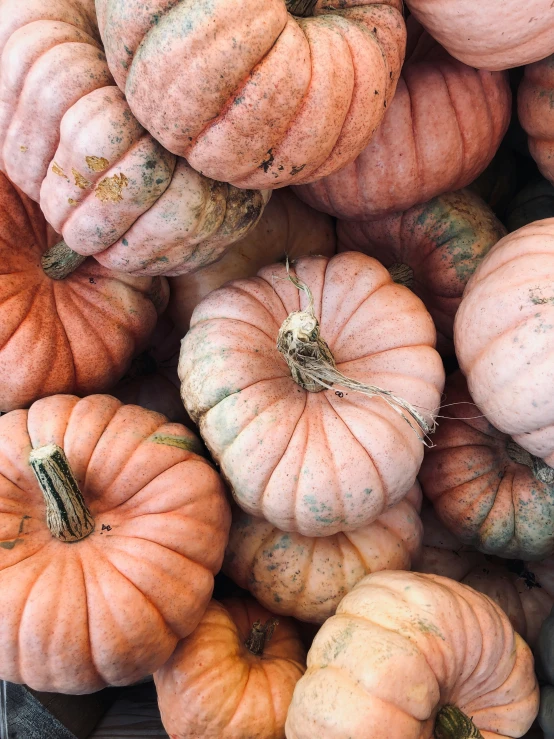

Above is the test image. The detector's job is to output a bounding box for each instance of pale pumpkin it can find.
[294,21,511,220]
[337,188,506,355]
[155,598,305,739]
[454,219,554,470]
[0,394,231,693]
[519,56,554,187]
[419,372,554,561]
[286,570,539,739]
[224,484,423,624]
[179,252,444,537]
[0,171,168,412]
[506,180,554,233]
[168,188,336,334]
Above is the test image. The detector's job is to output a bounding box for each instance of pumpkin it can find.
[405,0,554,71]
[0,171,169,412]
[286,570,539,739]
[168,188,336,334]
[337,188,506,355]
[537,607,554,738]
[293,21,511,220]
[519,56,554,188]
[0,394,231,693]
[179,252,444,537]
[454,219,554,471]
[419,371,554,561]
[154,597,305,739]
[506,179,554,232]
[223,483,423,624]
[0,0,268,277]
[95,0,406,189]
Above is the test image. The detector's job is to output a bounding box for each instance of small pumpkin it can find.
[224,484,423,624]
[179,252,444,537]
[286,570,539,739]
[537,606,554,738]
[96,0,407,189]
[506,179,554,232]
[168,188,336,334]
[0,395,231,693]
[337,188,506,355]
[519,54,554,187]
[154,598,306,739]
[454,219,554,471]
[294,21,511,220]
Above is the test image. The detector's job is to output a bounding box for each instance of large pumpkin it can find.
[519,55,554,187]
[0,0,268,276]
[224,484,423,624]
[155,598,305,739]
[168,189,336,334]
[405,0,554,71]
[179,252,444,537]
[337,189,506,355]
[286,570,539,739]
[454,219,554,471]
[0,395,231,693]
[294,21,511,220]
[419,372,554,561]
[95,0,406,189]
[0,171,168,412]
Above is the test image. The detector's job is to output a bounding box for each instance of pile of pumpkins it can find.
[3,1,554,738]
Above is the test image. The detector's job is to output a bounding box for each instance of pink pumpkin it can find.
[519,54,554,187]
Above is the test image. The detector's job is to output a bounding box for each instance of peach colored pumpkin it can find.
[0,0,268,276]
[0,171,167,412]
[155,598,305,739]
[96,0,406,189]
[168,189,336,334]
[454,219,554,471]
[286,570,540,739]
[406,0,554,71]
[337,188,506,355]
[420,372,554,561]
[0,394,231,693]
[294,22,511,220]
[224,484,423,624]
[179,252,444,537]
[519,55,554,187]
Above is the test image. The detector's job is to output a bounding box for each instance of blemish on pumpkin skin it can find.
[85,155,110,172]
[19,145,27,152]
[52,162,66,178]
[0,515,31,550]
[68,198,77,206]
[72,168,91,189]
[95,173,129,202]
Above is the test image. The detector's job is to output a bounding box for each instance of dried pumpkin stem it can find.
[388,262,415,289]
[42,240,86,280]
[285,0,319,16]
[506,440,554,485]
[29,444,95,543]
[434,706,483,739]
[245,618,279,656]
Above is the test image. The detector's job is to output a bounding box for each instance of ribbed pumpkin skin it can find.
[294,25,511,220]
[337,189,506,355]
[286,571,539,739]
[454,219,554,468]
[168,189,336,334]
[0,395,231,693]
[155,598,305,739]
[0,172,167,412]
[538,608,554,737]
[519,55,554,187]
[406,0,554,71]
[224,485,423,624]
[419,372,554,561]
[179,253,444,537]
[96,0,406,189]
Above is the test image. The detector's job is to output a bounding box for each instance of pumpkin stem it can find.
[29,444,95,543]
[42,240,86,280]
[388,263,415,289]
[245,618,279,656]
[285,0,319,17]
[505,440,554,484]
[434,706,483,739]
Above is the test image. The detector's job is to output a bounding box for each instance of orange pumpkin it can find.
[286,571,540,739]
[155,598,306,739]
[519,56,554,187]
[179,252,444,537]
[337,188,506,355]
[0,395,230,693]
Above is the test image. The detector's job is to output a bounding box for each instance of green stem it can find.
[435,706,483,739]
[506,440,554,485]
[42,240,86,280]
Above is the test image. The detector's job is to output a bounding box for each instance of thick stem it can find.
[29,444,95,543]
[42,241,86,280]
[434,706,483,739]
[245,618,279,656]
[285,0,318,16]
[506,440,554,485]
[389,262,415,289]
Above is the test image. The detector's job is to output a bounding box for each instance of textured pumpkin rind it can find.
[519,55,554,187]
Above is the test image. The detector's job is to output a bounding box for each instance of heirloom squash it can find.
[0,395,230,693]
[519,56,554,187]
[155,598,305,739]
[96,0,406,189]
[179,252,444,537]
